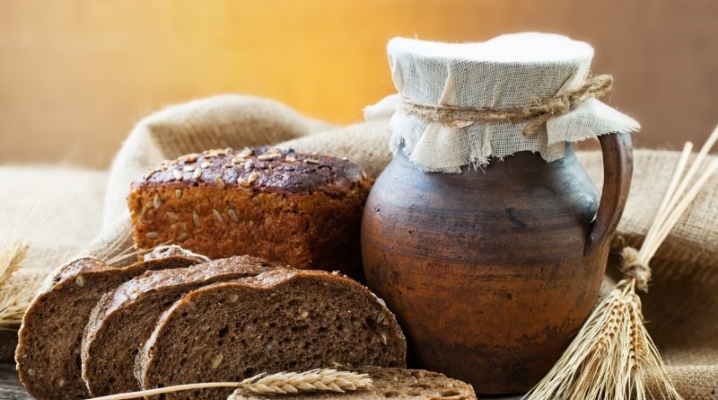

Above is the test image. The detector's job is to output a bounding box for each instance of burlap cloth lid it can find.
[365,33,641,173]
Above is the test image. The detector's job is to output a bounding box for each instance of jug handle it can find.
[586,132,633,254]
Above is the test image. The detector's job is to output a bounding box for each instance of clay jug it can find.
[361,34,639,394]
[361,133,632,393]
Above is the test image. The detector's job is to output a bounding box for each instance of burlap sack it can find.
[1,95,716,398]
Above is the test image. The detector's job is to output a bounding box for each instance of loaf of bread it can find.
[137,268,407,400]
[16,250,205,400]
[81,255,281,396]
[128,147,372,280]
[228,366,477,400]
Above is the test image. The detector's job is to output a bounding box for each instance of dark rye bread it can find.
[16,253,204,400]
[81,255,281,396]
[229,367,477,400]
[128,147,373,281]
[137,269,407,400]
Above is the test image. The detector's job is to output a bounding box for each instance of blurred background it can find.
[1,0,716,169]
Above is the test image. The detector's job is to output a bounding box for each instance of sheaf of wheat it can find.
[524,125,718,400]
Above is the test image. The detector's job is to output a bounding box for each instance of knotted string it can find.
[401,74,614,135]
[620,246,652,292]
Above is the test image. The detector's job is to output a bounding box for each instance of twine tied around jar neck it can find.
[400,74,614,135]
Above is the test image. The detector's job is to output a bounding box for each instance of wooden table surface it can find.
[0,361,524,400]
[2,331,523,400]
[0,363,30,400]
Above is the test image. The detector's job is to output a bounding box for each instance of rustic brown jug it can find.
[361,133,632,394]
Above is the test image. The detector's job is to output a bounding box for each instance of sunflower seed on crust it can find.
[257,153,280,161]
[213,209,223,223]
[192,211,201,228]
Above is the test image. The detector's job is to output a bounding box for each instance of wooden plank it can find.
[0,361,524,400]
[0,363,31,400]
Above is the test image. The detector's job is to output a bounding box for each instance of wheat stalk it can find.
[97,230,138,266]
[87,368,374,400]
[524,125,718,400]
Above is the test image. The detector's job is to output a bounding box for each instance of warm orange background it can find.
[1,0,716,168]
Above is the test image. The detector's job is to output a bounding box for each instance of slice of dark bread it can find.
[15,252,205,400]
[81,255,281,396]
[137,269,407,400]
[229,366,477,400]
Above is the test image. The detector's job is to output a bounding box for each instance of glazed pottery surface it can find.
[361,133,632,394]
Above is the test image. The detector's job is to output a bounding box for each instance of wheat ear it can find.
[87,368,374,400]
[0,242,28,284]
[0,242,31,327]
[524,125,718,400]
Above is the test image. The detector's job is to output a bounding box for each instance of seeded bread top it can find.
[142,245,209,263]
[42,257,105,289]
[37,255,200,295]
[133,147,370,194]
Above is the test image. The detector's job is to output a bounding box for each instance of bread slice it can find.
[15,251,205,400]
[81,255,281,396]
[229,366,477,400]
[137,269,407,400]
